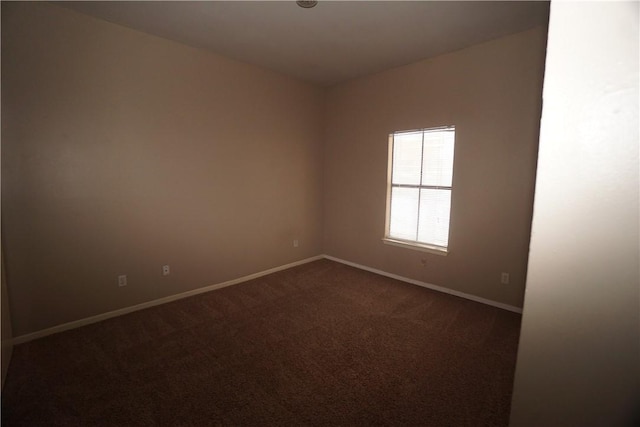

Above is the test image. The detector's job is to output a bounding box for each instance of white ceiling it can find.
[59,1,550,86]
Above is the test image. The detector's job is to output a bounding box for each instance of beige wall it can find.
[323,27,547,308]
[1,2,324,337]
[510,2,639,425]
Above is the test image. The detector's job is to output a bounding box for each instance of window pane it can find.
[417,189,451,247]
[392,131,422,185]
[422,129,455,187]
[389,187,419,241]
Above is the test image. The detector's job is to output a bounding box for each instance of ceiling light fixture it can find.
[296,1,318,9]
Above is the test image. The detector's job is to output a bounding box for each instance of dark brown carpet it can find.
[2,259,521,426]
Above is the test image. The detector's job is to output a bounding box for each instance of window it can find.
[384,126,455,254]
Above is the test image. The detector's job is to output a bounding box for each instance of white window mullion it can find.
[415,130,425,242]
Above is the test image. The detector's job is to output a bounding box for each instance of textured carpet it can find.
[2,259,521,426]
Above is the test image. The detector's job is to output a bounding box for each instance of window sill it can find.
[382,238,448,256]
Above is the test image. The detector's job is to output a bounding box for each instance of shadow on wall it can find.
[2,247,14,388]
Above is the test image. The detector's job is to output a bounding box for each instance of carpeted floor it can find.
[2,259,522,426]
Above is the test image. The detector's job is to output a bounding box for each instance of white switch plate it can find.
[162,265,170,276]
[293,239,299,248]
[118,275,127,287]
[501,272,510,285]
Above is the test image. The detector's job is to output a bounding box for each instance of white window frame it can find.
[383,125,455,255]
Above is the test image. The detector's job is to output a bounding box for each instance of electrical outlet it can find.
[118,275,127,287]
[501,272,510,285]
[293,239,299,248]
[162,265,170,276]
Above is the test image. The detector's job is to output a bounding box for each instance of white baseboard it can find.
[12,253,521,345]
[11,255,324,345]
[322,255,523,314]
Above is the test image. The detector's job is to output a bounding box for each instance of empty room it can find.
[1,1,638,426]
